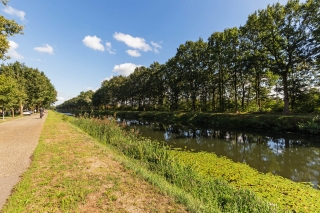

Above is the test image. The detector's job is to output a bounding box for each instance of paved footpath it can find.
[0,113,46,210]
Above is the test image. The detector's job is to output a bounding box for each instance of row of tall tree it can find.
[57,0,320,113]
[0,0,57,117]
[0,62,57,117]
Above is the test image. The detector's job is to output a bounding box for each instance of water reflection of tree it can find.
[124,121,320,187]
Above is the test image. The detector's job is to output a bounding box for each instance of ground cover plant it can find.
[2,111,188,212]
[173,151,320,212]
[71,114,320,212]
[71,114,284,212]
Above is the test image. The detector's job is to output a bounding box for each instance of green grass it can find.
[0,114,26,123]
[71,115,282,212]
[74,110,320,135]
[7,111,318,212]
[71,114,320,212]
[2,111,188,212]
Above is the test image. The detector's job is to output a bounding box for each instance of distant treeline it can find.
[57,0,320,114]
[0,61,57,116]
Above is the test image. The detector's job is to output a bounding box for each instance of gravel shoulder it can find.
[0,113,46,210]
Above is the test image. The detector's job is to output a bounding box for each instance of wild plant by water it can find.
[298,115,320,134]
[71,116,280,212]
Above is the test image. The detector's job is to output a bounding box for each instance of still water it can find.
[121,120,320,188]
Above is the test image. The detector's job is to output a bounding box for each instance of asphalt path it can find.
[0,113,46,210]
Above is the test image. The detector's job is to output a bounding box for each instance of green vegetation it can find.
[0,1,56,117]
[0,0,23,61]
[75,110,320,135]
[2,111,187,212]
[174,151,320,212]
[0,62,57,117]
[57,0,320,115]
[0,75,19,119]
[71,114,320,212]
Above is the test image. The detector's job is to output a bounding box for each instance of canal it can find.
[121,119,320,189]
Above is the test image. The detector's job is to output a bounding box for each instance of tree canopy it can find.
[0,0,24,60]
[0,62,57,115]
[57,0,320,114]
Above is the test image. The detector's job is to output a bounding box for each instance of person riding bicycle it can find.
[39,107,44,119]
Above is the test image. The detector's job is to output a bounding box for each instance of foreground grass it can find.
[2,111,188,212]
[71,114,320,212]
[71,115,280,212]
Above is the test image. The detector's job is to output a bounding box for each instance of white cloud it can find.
[105,42,116,54]
[102,75,113,82]
[126,49,141,57]
[112,63,142,76]
[57,96,65,101]
[34,44,54,54]
[113,32,152,52]
[82,35,105,51]
[151,41,162,53]
[3,6,26,21]
[53,95,65,106]
[7,40,24,59]
[151,41,162,49]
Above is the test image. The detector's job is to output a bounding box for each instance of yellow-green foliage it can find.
[172,151,320,212]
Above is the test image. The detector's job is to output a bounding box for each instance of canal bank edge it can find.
[73,110,320,135]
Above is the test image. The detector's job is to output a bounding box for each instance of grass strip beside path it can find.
[2,111,188,213]
[0,115,28,123]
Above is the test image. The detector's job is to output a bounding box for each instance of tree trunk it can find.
[211,87,216,112]
[20,101,23,116]
[234,71,238,113]
[241,83,245,111]
[282,72,290,114]
[256,73,261,111]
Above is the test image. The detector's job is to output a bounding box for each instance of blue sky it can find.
[1,0,289,105]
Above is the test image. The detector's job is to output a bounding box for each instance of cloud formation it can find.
[113,32,152,52]
[57,96,65,101]
[151,41,162,53]
[82,35,105,51]
[34,44,54,54]
[106,42,116,54]
[3,6,26,21]
[126,49,141,57]
[151,41,162,49]
[7,40,24,59]
[112,63,142,76]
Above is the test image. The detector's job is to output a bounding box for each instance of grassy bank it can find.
[73,110,320,135]
[70,114,320,212]
[2,111,188,212]
[70,115,282,212]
